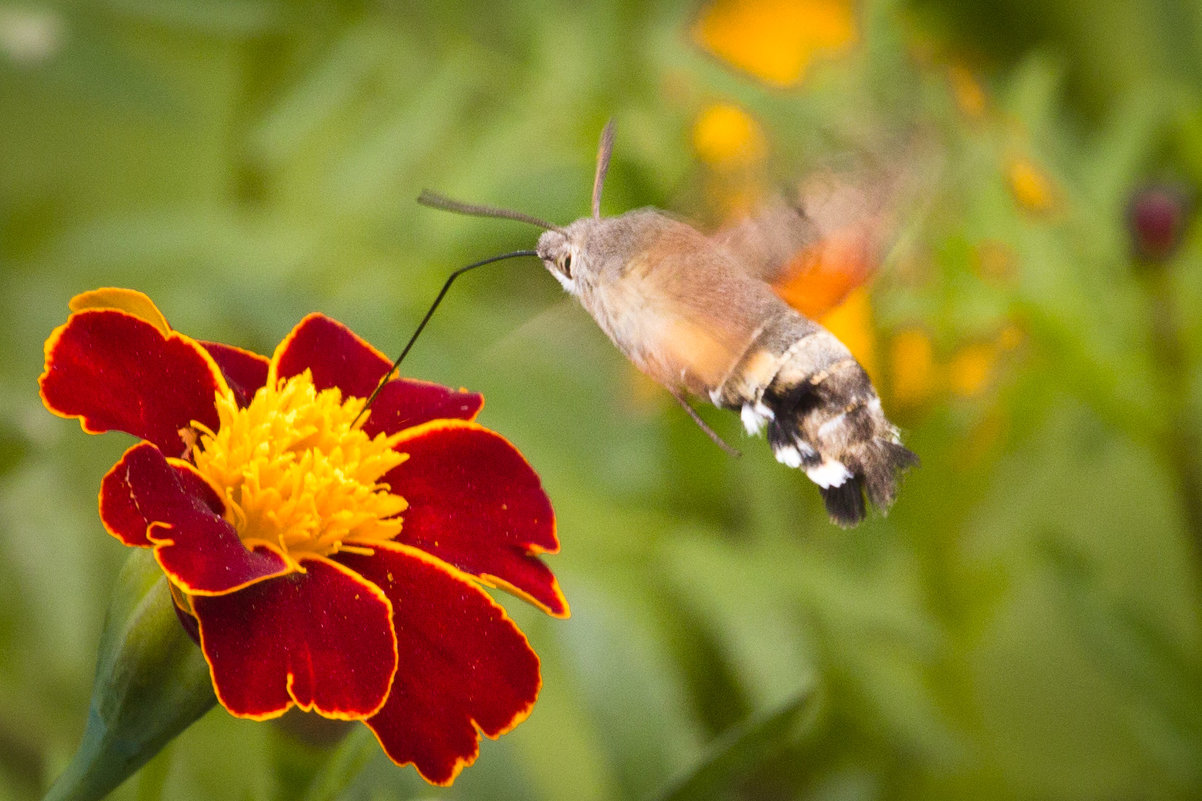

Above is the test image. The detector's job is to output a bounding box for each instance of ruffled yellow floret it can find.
[190,370,407,567]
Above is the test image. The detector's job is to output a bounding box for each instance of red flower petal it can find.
[192,557,398,720]
[201,341,269,408]
[337,543,540,785]
[41,309,226,457]
[273,314,482,429]
[273,314,391,398]
[380,421,567,617]
[360,378,483,437]
[117,442,291,594]
[99,446,155,547]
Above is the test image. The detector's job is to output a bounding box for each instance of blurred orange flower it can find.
[694,0,858,86]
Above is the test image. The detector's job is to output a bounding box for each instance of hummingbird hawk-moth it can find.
[390,121,916,527]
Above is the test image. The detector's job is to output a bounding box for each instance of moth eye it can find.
[561,253,573,277]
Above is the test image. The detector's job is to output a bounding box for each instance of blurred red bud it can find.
[1127,183,1192,263]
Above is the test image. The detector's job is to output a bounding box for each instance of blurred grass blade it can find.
[1038,535,1202,786]
[298,728,379,801]
[42,549,216,801]
[655,685,822,801]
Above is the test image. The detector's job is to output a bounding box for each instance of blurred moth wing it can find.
[714,166,907,317]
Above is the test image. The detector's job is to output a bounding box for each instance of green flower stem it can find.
[1141,266,1202,573]
[43,549,217,801]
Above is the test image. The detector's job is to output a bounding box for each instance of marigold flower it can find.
[39,287,567,786]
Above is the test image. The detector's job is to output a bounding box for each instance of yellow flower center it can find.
[190,370,407,568]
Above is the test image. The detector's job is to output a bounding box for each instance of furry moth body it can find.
[421,122,916,526]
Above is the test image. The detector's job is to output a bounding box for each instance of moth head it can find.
[536,217,622,296]
[535,228,579,293]
[532,216,635,296]
[536,212,663,296]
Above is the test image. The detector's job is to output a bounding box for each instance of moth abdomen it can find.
[719,323,916,527]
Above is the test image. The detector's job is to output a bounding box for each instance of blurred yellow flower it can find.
[694,0,858,87]
[693,103,767,168]
[889,328,937,407]
[1007,156,1057,213]
[693,103,768,217]
[947,342,996,397]
[889,324,1023,407]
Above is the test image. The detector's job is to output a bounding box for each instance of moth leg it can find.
[669,390,741,458]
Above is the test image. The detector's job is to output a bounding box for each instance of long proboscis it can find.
[417,189,563,232]
[355,249,539,420]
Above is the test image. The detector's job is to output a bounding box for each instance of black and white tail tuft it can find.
[750,357,917,527]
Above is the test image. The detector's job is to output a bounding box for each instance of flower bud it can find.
[43,549,216,801]
[1128,183,1191,263]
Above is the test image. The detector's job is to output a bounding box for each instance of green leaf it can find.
[654,688,821,801]
[1039,536,1202,788]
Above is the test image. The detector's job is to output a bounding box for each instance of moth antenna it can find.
[418,190,564,233]
[592,119,615,219]
[355,249,539,422]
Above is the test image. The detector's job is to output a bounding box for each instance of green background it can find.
[2,1,1201,799]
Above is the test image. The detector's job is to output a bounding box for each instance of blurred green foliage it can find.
[2,0,1201,799]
